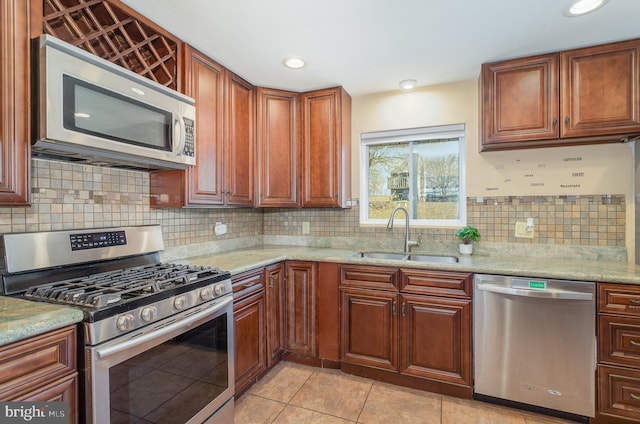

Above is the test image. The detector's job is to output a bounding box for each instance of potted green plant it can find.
[455,226,480,255]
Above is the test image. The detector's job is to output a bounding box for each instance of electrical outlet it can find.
[514,222,533,239]
[302,222,310,235]
[214,222,227,235]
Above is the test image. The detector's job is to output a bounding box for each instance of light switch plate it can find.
[514,222,533,239]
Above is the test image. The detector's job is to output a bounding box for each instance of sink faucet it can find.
[386,206,419,253]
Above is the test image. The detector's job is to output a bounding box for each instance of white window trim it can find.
[359,124,466,228]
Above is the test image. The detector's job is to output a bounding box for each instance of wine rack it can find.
[42,0,178,89]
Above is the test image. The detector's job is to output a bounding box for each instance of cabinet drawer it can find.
[598,364,640,421]
[599,284,640,316]
[0,326,76,400]
[400,269,472,298]
[340,265,398,290]
[600,315,640,367]
[233,269,265,302]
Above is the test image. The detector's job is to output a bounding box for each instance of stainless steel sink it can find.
[353,252,409,260]
[407,254,458,264]
[353,252,458,263]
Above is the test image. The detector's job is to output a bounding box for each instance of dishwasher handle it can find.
[476,283,593,300]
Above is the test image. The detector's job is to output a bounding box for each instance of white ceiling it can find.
[121,0,640,97]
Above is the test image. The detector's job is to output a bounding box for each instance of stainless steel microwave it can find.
[34,35,196,171]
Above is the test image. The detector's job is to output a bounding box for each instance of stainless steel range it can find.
[1,225,234,424]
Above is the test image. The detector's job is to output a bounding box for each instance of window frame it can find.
[359,123,466,228]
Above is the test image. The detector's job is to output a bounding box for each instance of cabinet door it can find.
[561,39,640,139]
[598,364,640,421]
[226,72,255,206]
[256,88,299,207]
[300,87,351,208]
[284,261,316,356]
[0,0,30,206]
[17,373,78,424]
[184,46,225,205]
[265,263,285,367]
[340,287,398,371]
[400,294,471,386]
[233,290,266,395]
[481,53,559,150]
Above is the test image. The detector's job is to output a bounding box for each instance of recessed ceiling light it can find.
[283,57,307,69]
[399,79,417,90]
[563,0,608,17]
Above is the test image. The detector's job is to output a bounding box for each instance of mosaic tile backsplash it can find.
[0,159,627,257]
[0,159,263,246]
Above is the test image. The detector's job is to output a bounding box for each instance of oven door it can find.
[85,295,234,424]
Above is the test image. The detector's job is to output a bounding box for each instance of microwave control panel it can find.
[183,118,195,157]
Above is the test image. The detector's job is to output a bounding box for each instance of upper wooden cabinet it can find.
[256,88,300,207]
[481,53,559,146]
[225,72,256,206]
[481,38,640,151]
[300,87,352,208]
[561,40,640,139]
[151,47,255,207]
[0,0,31,206]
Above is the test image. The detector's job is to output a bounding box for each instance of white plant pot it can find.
[459,243,473,255]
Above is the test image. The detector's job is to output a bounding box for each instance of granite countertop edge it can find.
[176,245,640,285]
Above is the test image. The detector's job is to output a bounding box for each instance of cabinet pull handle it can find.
[401,302,406,317]
[564,116,570,126]
[243,281,255,288]
[392,301,396,316]
[631,340,640,347]
[630,299,640,305]
[631,393,640,401]
[552,118,558,128]
[269,275,274,288]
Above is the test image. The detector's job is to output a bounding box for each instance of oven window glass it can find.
[109,314,229,423]
[62,74,172,151]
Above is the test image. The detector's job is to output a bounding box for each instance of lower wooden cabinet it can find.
[400,294,471,386]
[0,325,78,423]
[284,261,318,357]
[339,265,472,397]
[597,282,640,423]
[232,270,266,395]
[265,263,285,367]
[598,364,640,421]
[340,287,398,371]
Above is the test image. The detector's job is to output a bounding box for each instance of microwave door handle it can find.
[174,116,186,155]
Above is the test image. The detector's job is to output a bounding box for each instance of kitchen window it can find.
[360,124,466,227]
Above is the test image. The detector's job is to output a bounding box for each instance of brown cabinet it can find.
[284,261,317,356]
[232,270,266,395]
[256,88,300,207]
[561,40,640,139]
[300,87,352,208]
[481,38,640,151]
[597,283,640,423]
[151,49,255,207]
[265,263,285,367]
[340,286,398,371]
[0,326,78,423]
[225,72,256,206]
[339,265,472,397]
[0,0,31,206]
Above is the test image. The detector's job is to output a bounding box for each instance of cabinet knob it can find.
[552,118,558,128]
[564,116,570,126]
[269,275,274,288]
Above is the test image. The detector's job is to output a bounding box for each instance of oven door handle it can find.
[96,296,232,360]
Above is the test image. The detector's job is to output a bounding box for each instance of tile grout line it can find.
[355,380,375,423]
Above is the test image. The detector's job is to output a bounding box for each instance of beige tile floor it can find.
[234,361,580,424]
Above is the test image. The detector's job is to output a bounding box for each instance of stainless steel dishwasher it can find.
[473,274,596,418]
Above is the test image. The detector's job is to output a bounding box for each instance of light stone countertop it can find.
[0,297,84,347]
[4,244,640,347]
[178,245,640,284]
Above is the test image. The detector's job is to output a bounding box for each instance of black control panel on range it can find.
[70,230,127,251]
